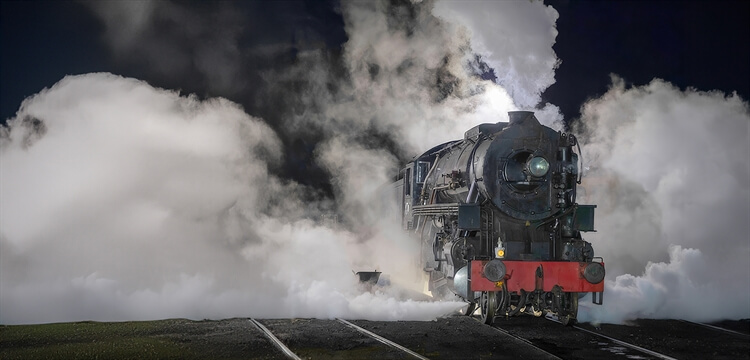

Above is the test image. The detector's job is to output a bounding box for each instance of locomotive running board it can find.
[411,203,459,216]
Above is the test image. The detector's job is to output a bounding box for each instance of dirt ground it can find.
[2,316,748,359]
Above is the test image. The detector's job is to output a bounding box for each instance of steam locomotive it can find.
[392,111,604,325]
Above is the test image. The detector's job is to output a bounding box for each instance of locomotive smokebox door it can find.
[458,204,481,231]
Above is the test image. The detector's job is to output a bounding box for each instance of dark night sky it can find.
[2,0,748,125]
[544,0,750,120]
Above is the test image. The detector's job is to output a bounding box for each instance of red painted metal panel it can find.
[470,260,505,291]
[470,260,604,293]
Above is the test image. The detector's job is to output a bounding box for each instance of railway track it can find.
[250,316,559,359]
[543,314,676,360]
[478,314,675,360]
[250,318,303,360]
[678,319,750,338]
[485,313,749,360]
[571,324,676,360]
[336,319,429,360]
[572,318,749,359]
[250,318,429,359]
[4,316,746,359]
[250,315,749,359]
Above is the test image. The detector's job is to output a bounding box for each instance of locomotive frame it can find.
[392,111,604,325]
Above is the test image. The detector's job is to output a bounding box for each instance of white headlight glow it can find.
[527,156,549,177]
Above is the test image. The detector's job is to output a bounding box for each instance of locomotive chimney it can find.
[508,111,535,125]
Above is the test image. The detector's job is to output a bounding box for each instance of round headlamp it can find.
[583,262,605,284]
[483,259,506,282]
[527,156,549,177]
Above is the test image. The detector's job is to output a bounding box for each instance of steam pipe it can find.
[465,135,485,204]
[419,153,442,204]
[466,180,477,203]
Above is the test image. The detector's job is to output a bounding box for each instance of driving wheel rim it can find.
[560,292,578,326]
[479,291,497,325]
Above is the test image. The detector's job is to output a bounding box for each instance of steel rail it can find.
[572,325,678,360]
[544,314,677,360]
[336,318,430,360]
[479,319,561,360]
[249,318,302,360]
[679,319,750,338]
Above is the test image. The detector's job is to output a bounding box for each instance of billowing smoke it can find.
[0,73,464,324]
[576,77,750,323]
[86,1,246,96]
[432,0,561,111]
[1,0,563,324]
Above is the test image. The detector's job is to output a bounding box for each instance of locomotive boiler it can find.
[393,111,604,325]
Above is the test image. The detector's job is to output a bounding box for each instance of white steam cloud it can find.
[433,0,563,125]
[0,73,465,324]
[576,77,750,323]
[278,0,519,156]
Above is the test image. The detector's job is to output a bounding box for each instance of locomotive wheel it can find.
[479,291,497,325]
[560,292,579,326]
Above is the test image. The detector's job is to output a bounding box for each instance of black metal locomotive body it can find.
[395,111,604,325]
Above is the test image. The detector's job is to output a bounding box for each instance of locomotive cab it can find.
[400,161,430,230]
